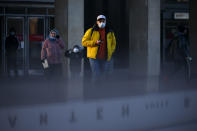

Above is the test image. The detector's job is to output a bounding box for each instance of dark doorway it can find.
[0,16,3,75]
[84,0,129,70]
[160,0,190,82]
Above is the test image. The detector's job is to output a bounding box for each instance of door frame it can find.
[27,16,46,75]
[0,16,5,75]
[2,15,51,76]
[5,16,25,75]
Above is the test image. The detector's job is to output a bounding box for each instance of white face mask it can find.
[73,48,79,53]
[49,36,56,41]
[98,22,106,28]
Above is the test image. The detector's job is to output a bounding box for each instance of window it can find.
[28,8,46,15]
[0,7,3,14]
[5,7,25,14]
[48,8,55,15]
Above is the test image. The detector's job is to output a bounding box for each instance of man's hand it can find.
[95,40,103,46]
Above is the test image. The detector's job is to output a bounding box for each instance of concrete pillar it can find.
[147,0,160,77]
[129,0,160,90]
[189,0,197,74]
[55,0,84,51]
[147,0,160,91]
[55,0,68,49]
[68,0,84,49]
[55,0,84,99]
[129,0,148,76]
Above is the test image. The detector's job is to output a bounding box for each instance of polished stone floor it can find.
[0,68,197,131]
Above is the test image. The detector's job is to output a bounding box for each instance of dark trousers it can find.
[44,63,63,80]
[7,52,17,77]
[89,58,112,84]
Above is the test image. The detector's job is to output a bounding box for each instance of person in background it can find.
[65,45,83,78]
[5,27,19,77]
[176,25,191,60]
[82,15,116,84]
[167,25,192,74]
[41,29,65,80]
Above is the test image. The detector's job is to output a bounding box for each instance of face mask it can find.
[49,36,56,41]
[98,22,106,28]
[73,48,79,53]
[10,32,15,36]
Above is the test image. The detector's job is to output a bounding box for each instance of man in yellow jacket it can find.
[82,15,116,82]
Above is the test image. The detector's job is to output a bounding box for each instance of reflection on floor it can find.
[0,86,197,131]
[0,68,197,106]
[0,69,197,131]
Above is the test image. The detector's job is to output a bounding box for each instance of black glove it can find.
[56,35,60,39]
[65,49,72,57]
[41,59,45,63]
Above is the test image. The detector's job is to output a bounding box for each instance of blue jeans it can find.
[89,58,113,82]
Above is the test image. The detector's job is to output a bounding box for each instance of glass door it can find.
[6,17,24,76]
[28,17,45,75]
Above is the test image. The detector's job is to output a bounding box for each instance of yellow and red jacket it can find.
[82,27,116,61]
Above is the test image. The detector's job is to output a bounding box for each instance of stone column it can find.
[68,0,84,49]
[147,0,160,91]
[55,0,84,99]
[55,0,68,49]
[129,0,160,90]
[129,0,148,77]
